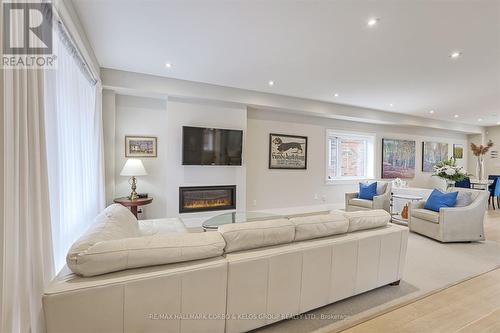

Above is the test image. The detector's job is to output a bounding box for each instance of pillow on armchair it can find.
[359,182,378,200]
[424,189,458,212]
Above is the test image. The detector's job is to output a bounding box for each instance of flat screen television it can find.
[182,126,243,165]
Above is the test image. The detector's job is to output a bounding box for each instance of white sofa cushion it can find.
[67,204,141,263]
[343,209,390,232]
[218,218,295,253]
[290,211,349,241]
[348,198,373,209]
[68,232,226,276]
[411,208,439,224]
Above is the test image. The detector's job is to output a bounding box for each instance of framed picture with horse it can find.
[269,133,308,169]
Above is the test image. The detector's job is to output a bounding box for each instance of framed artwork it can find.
[422,142,449,172]
[269,133,307,169]
[125,136,157,158]
[453,144,464,159]
[382,138,416,179]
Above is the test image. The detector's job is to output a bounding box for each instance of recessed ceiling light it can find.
[454,114,459,118]
[497,121,500,125]
[450,51,462,59]
[429,110,435,114]
[165,62,172,68]
[478,118,483,122]
[367,18,380,27]
[333,93,339,97]
[268,80,275,86]
[389,103,394,107]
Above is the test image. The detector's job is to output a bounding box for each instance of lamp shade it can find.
[120,159,148,176]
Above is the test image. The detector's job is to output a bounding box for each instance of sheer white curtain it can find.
[44,32,105,271]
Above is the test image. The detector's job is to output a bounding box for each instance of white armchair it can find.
[345,182,392,213]
[408,188,488,242]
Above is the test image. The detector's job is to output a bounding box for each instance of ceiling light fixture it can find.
[268,80,275,86]
[165,62,172,68]
[497,121,500,125]
[389,103,394,107]
[478,118,483,122]
[450,51,462,59]
[367,18,380,27]
[429,110,435,114]
[454,114,459,118]
[333,93,339,97]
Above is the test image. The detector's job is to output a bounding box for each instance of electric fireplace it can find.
[179,185,236,213]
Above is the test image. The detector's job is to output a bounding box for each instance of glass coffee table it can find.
[202,211,283,231]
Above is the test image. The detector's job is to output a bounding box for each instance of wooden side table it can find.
[114,197,153,219]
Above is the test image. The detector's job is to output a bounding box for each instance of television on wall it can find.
[182,126,243,166]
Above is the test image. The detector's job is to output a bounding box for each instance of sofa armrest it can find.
[345,192,358,210]
[409,200,426,211]
[373,190,391,212]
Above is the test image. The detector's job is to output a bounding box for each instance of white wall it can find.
[165,99,247,218]
[114,95,168,219]
[246,110,468,210]
[105,95,247,219]
[484,126,500,176]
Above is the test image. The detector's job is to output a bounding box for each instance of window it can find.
[326,130,375,182]
[44,30,104,271]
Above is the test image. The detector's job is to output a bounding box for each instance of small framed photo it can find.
[269,133,308,169]
[453,144,464,159]
[125,136,157,158]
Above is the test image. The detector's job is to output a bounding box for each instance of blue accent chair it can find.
[454,177,471,189]
[487,175,500,209]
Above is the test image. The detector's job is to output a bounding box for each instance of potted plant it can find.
[432,158,467,189]
[470,140,493,180]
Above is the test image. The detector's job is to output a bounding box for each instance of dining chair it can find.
[455,177,471,189]
[488,175,500,209]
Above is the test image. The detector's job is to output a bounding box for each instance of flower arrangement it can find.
[470,140,493,156]
[432,158,467,182]
[470,140,493,180]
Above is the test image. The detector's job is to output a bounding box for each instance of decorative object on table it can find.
[125,136,157,158]
[470,140,493,180]
[269,133,307,169]
[401,204,409,219]
[113,196,153,219]
[120,158,148,200]
[453,144,464,159]
[432,157,467,189]
[382,138,416,179]
[422,141,448,172]
[392,178,408,188]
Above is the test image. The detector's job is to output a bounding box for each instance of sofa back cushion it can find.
[67,204,140,263]
[290,211,348,241]
[343,209,390,232]
[68,232,226,276]
[219,218,295,253]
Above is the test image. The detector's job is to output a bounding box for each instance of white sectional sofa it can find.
[43,205,408,333]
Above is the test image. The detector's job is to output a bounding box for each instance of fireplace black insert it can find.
[179,185,236,213]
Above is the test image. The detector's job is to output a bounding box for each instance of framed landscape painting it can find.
[453,144,464,159]
[382,138,416,179]
[125,136,157,157]
[269,133,307,169]
[422,142,449,172]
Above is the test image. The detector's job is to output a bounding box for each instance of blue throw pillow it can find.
[359,182,377,200]
[424,189,458,212]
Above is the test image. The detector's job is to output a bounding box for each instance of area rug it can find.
[252,231,500,333]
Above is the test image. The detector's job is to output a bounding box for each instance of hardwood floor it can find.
[340,210,500,333]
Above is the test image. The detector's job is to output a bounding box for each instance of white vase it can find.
[477,157,485,180]
[446,179,456,190]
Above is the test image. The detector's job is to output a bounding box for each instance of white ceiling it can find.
[72,0,500,126]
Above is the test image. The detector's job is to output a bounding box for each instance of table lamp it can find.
[120,159,148,200]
